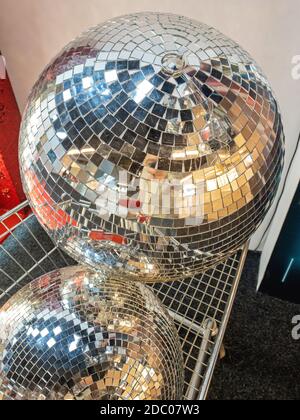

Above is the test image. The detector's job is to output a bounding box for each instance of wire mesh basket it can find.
[0,201,248,400]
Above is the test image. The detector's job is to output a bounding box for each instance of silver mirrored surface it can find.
[19,13,284,282]
[0,266,184,400]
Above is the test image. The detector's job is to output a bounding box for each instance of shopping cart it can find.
[0,201,248,400]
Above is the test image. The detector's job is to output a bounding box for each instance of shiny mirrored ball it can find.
[19,13,284,281]
[0,266,184,400]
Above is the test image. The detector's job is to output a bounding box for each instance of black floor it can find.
[1,217,300,400]
[208,252,300,400]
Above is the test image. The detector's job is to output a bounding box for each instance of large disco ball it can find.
[19,13,284,282]
[0,266,184,400]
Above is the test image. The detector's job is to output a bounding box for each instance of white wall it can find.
[1,0,299,281]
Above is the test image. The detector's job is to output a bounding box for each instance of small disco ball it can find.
[0,266,184,400]
[19,13,284,282]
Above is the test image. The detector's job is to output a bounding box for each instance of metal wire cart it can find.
[0,201,248,400]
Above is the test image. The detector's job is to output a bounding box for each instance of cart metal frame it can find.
[0,201,248,400]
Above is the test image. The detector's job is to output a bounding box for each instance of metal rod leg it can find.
[186,318,217,400]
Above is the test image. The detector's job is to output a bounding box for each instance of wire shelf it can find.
[0,201,248,400]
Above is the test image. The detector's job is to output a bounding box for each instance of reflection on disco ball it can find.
[0,266,184,400]
[19,13,284,282]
